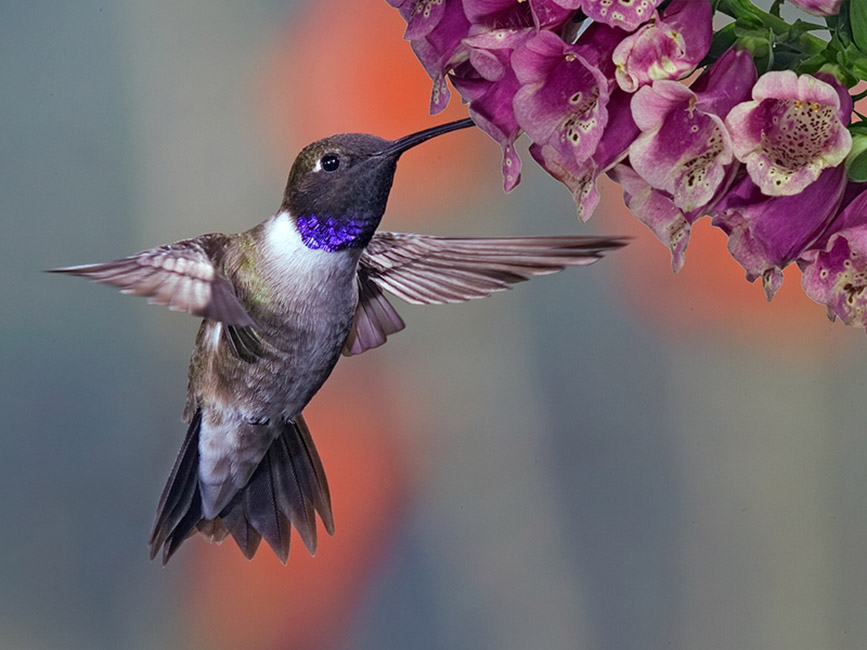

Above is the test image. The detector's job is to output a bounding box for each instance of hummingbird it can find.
[53,117,626,565]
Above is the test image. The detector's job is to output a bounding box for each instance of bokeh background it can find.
[3,1,867,648]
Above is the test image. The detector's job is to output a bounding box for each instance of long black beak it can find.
[374,117,475,158]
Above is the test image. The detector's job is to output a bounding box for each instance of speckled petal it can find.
[402,0,448,40]
[613,0,712,93]
[513,31,610,163]
[530,143,600,220]
[712,165,847,299]
[725,71,852,196]
[579,0,662,31]
[610,164,691,271]
[629,81,732,212]
[802,236,867,326]
[800,187,867,328]
[453,27,534,191]
[405,1,472,113]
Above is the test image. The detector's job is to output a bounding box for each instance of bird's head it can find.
[280,119,474,251]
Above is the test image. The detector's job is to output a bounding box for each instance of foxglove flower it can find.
[392,0,472,113]
[531,88,638,220]
[788,0,842,16]
[610,163,692,271]
[712,165,847,299]
[612,0,712,93]
[390,0,447,40]
[452,27,535,190]
[800,185,867,328]
[463,0,574,30]
[629,48,755,213]
[568,0,662,32]
[513,31,610,165]
[611,161,740,272]
[725,71,852,196]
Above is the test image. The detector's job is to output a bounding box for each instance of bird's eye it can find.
[320,153,340,172]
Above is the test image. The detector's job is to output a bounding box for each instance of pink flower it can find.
[800,184,867,329]
[629,48,755,214]
[712,165,847,299]
[724,71,853,196]
[462,0,573,30]
[788,0,842,16]
[512,31,610,164]
[393,0,472,113]
[611,161,739,272]
[572,0,662,32]
[612,0,712,93]
[452,27,536,191]
[531,88,638,220]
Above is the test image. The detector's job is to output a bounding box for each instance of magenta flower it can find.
[393,0,472,113]
[611,161,740,272]
[612,0,712,93]
[531,88,638,220]
[452,27,535,191]
[390,0,447,40]
[712,165,847,299]
[610,163,692,270]
[572,0,662,32]
[462,0,572,30]
[513,31,610,164]
[788,0,842,16]
[800,186,867,328]
[629,48,756,213]
[725,71,853,196]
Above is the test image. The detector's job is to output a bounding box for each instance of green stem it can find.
[716,0,829,55]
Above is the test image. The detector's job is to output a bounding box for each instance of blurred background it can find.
[3,1,867,648]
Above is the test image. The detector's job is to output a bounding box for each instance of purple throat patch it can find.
[296,213,374,252]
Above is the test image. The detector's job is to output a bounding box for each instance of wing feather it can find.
[358,231,627,306]
[50,234,254,326]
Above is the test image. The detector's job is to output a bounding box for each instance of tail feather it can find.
[244,447,293,562]
[285,414,335,535]
[272,432,319,553]
[148,410,333,564]
[220,498,263,559]
[148,411,202,558]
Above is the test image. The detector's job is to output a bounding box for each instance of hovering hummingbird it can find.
[53,117,626,565]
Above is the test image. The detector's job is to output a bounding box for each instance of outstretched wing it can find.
[50,233,254,327]
[344,231,627,354]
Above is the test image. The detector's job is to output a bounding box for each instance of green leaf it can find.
[851,0,867,51]
[846,132,867,181]
[702,23,738,65]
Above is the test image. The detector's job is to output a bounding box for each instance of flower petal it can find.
[530,143,600,220]
[629,81,732,211]
[612,0,712,93]
[579,0,662,31]
[712,165,847,299]
[788,0,842,16]
[610,164,692,271]
[725,71,852,196]
[513,31,610,162]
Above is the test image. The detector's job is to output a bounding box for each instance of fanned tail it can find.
[148,412,333,565]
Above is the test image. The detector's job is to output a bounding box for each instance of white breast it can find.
[259,211,360,322]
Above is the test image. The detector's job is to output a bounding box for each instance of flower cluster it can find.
[388,0,867,332]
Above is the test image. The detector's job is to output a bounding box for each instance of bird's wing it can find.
[344,231,627,354]
[359,231,627,304]
[50,234,254,327]
[342,275,406,356]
